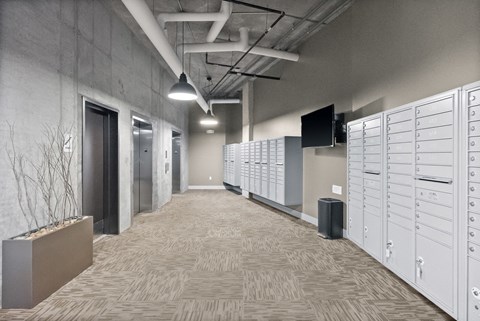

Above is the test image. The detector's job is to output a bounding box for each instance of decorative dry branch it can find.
[6,122,79,238]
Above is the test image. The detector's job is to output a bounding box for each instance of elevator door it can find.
[84,108,105,232]
[83,101,119,234]
[133,119,153,214]
[172,132,181,193]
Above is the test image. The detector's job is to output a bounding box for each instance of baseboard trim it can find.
[300,212,318,226]
[188,185,226,190]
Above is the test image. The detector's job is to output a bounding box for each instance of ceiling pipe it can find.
[122,0,209,112]
[185,27,249,54]
[208,99,241,111]
[184,28,299,62]
[157,1,233,43]
[206,1,233,42]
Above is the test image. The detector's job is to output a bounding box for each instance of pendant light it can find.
[200,108,218,126]
[168,22,197,101]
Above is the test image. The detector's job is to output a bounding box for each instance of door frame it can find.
[130,112,154,218]
[82,96,119,234]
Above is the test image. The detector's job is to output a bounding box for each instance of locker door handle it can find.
[416,257,424,278]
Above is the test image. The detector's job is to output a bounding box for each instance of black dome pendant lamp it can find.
[168,22,197,101]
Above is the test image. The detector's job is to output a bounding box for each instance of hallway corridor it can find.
[0,191,451,321]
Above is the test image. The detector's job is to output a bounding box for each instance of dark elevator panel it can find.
[83,101,119,234]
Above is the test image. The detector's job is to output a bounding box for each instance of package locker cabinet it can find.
[347,88,462,319]
[463,81,480,321]
[249,142,255,192]
[347,115,384,262]
[384,106,416,284]
[413,90,459,316]
[273,137,303,206]
[222,144,241,186]
[260,140,269,199]
[238,137,302,206]
[268,139,277,201]
[254,141,262,195]
[242,142,250,192]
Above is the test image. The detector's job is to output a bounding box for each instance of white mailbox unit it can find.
[223,143,241,186]
[239,137,302,206]
[463,81,480,321]
[347,88,461,318]
[347,114,384,262]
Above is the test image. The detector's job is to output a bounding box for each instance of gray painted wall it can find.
[253,0,480,218]
[188,104,243,186]
[0,0,190,305]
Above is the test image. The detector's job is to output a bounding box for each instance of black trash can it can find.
[318,198,343,239]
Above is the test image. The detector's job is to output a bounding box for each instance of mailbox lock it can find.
[472,156,476,162]
[470,231,476,237]
[471,186,476,192]
[472,171,476,177]
[473,287,480,299]
[471,201,476,207]
[472,141,476,147]
[471,216,476,222]
[470,246,476,252]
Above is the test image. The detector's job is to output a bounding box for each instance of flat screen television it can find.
[301,104,335,148]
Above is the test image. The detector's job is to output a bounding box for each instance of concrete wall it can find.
[252,0,480,219]
[188,104,242,187]
[0,0,190,305]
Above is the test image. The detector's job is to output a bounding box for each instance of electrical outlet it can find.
[332,185,342,195]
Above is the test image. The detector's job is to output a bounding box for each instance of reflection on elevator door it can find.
[133,119,153,214]
[172,132,181,194]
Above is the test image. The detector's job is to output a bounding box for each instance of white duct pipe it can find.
[206,1,233,42]
[184,28,299,62]
[249,47,299,62]
[157,1,232,42]
[209,99,241,111]
[184,27,249,54]
[122,0,209,112]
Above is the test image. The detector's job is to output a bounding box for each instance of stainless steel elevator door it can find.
[172,135,181,193]
[133,120,153,214]
[133,124,140,214]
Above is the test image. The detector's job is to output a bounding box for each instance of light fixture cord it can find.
[182,21,185,73]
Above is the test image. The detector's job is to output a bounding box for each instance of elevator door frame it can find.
[82,97,119,235]
[132,114,153,215]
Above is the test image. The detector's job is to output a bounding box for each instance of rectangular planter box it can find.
[2,216,93,309]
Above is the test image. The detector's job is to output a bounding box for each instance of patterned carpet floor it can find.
[1,190,452,320]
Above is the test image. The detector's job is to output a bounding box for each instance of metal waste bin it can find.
[318,198,343,239]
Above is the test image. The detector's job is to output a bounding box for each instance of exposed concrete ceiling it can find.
[112,0,352,100]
